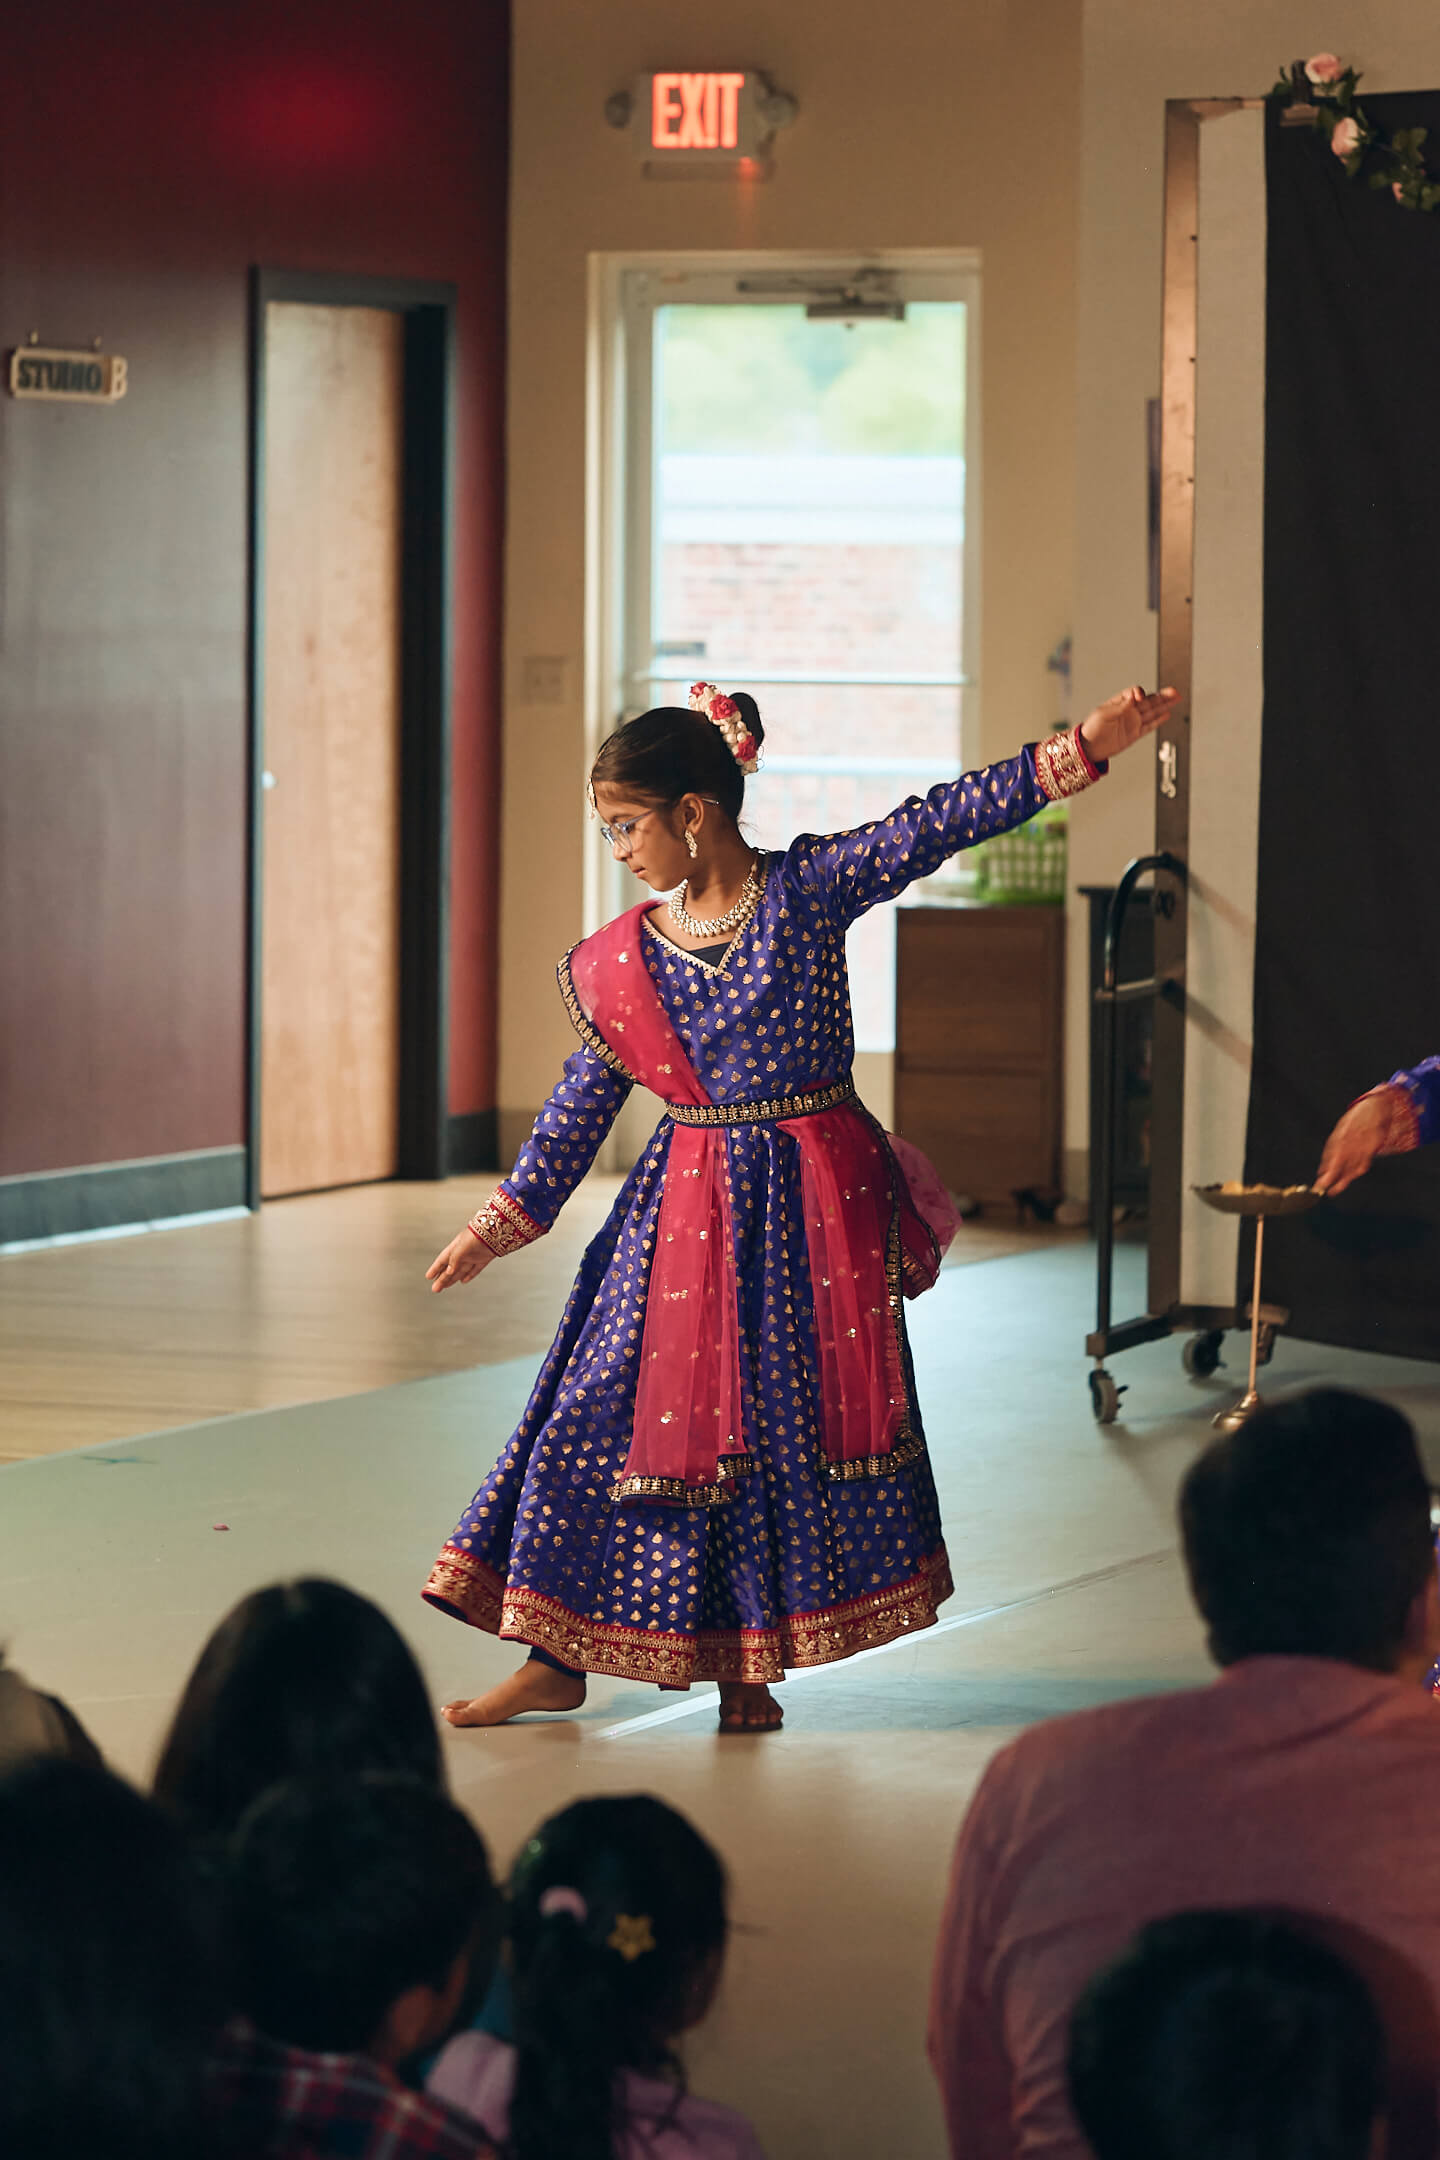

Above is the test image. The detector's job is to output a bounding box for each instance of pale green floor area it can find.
[5,1240,1440,2160]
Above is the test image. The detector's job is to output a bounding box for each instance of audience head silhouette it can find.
[1068,1908,1386,2160]
[1180,1388,1438,1674]
[507,1793,729,2160]
[225,1771,500,2066]
[152,1577,444,1837]
[0,1757,222,2160]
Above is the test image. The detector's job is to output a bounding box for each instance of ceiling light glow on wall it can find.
[605,72,798,177]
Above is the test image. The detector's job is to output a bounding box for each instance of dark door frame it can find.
[247,268,457,1205]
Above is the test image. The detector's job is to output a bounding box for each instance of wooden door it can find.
[260,302,404,1197]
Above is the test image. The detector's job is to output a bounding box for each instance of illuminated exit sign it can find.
[650,72,751,153]
[609,71,795,171]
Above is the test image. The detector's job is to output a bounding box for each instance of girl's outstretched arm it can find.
[788,687,1175,932]
[427,1044,631,1291]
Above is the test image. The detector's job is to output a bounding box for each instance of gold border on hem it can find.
[422,1546,954,1686]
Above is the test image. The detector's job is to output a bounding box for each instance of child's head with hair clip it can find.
[505,1793,729,2160]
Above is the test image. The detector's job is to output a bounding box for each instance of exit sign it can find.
[651,72,749,152]
[631,71,768,164]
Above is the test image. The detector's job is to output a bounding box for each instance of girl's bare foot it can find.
[718,1682,784,1733]
[441,1661,587,1727]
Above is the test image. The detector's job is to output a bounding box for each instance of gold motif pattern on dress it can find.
[469,1189,544,1257]
[1033,727,1102,802]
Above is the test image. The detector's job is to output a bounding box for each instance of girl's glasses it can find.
[598,809,657,855]
[594,796,721,855]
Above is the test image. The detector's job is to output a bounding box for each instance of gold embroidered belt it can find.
[664,1078,856,1127]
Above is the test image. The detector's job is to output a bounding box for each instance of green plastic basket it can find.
[968,800,1068,906]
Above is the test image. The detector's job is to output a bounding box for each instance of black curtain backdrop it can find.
[1248,93,1440,1357]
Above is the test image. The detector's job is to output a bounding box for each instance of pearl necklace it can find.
[669,853,765,940]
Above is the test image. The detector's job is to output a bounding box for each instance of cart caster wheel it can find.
[1182,1329,1226,1379]
[1254,1321,1277,1368]
[1090,1369,1124,1424]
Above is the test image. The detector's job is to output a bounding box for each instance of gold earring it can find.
[685,831,699,858]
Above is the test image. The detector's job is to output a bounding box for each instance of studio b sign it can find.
[607,71,798,172]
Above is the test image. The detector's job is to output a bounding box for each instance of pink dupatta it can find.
[565,906,957,1506]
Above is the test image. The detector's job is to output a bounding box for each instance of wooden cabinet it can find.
[894,907,1064,1206]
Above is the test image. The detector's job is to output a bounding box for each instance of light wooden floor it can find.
[0,1179,1076,1461]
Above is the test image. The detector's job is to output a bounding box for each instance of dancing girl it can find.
[423,681,1175,1730]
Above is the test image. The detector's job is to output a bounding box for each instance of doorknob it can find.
[262,770,277,790]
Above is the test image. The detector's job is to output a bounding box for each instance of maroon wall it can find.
[0,0,507,1178]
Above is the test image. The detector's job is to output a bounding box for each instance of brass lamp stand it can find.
[1192,1184,1321,1432]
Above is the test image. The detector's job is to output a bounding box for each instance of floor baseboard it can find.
[0,1147,248,1248]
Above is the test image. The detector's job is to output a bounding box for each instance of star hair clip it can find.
[607,1912,657,1963]
[689,682,760,775]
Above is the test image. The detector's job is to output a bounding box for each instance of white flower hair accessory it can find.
[689,682,760,775]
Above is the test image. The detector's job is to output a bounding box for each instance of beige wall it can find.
[501,0,1082,1139]
[1068,0,1440,1166]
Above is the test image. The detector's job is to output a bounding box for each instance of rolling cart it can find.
[1085,853,1286,1424]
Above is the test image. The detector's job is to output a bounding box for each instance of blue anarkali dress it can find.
[423,731,1103,1685]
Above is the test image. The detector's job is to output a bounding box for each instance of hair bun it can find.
[687,682,762,773]
[728,691,765,753]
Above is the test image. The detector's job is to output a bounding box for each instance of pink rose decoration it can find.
[1331,117,1362,159]
[709,693,739,721]
[690,681,709,701]
[1305,52,1345,85]
[736,732,757,763]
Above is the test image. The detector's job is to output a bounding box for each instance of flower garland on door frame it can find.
[1271,54,1440,212]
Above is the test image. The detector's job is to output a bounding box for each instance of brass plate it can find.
[1192,1182,1321,1218]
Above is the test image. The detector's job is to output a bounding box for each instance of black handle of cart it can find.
[1087,852,1187,1422]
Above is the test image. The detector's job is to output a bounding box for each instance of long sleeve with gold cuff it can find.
[467,1044,632,1256]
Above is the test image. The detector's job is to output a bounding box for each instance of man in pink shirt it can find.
[929,1389,1440,2160]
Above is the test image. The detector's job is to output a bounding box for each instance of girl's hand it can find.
[1079,684,1180,763]
[426,1225,496,1294]
[1315,1094,1392,1196]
